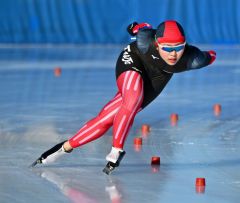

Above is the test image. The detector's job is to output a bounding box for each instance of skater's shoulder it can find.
[136,29,156,54]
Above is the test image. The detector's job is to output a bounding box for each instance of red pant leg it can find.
[68,92,122,148]
[113,71,144,149]
[68,70,143,150]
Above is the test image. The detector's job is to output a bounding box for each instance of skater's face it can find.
[157,42,185,65]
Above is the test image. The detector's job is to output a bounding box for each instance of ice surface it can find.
[0,45,239,203]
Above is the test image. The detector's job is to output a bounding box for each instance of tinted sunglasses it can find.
[160,43,186,52]
[155,37,186,52]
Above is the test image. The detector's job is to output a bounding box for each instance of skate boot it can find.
[30,140,72,167]
[103,147,126,175]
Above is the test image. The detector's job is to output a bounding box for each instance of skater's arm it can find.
[186,46,216,70]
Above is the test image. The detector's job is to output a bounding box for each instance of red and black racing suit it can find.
[69,29,212,149]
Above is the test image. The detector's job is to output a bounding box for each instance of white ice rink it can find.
[0,45,239,203]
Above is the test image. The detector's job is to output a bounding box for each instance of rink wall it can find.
[0,0,239,44]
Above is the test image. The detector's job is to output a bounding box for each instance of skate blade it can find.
[29,158,42,168]
[103,163,115,175]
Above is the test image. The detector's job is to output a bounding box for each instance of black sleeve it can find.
[186,45,212,70]
[136,29,156,54]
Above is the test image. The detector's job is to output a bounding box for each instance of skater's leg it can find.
[68,92,123,148]
[106,71,143,163]
[31,92,123,167]
[113,71,143,148]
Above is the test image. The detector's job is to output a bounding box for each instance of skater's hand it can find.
[208,50,216,64]
[127,22,152,36]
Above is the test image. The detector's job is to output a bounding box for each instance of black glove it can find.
[127,22,152,36]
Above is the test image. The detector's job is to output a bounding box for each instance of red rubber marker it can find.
[141,124,150,134]
[134,137,142,145]
[170,113,179,126]
[54,67,62,77]
[170,113,179,122]
[213,104,222,116]
[195,178,206,186]
[151,156,160,165]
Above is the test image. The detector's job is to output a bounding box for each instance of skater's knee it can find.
[122,90,143,111]
[96,113,114,128]
[122,98,142,113]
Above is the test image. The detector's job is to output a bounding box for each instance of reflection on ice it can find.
[33,168,123,203]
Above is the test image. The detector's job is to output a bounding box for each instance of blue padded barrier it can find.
[0,0,239,44]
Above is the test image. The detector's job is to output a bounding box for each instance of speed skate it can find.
[30,140,71,167]
[103,150,126,175]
